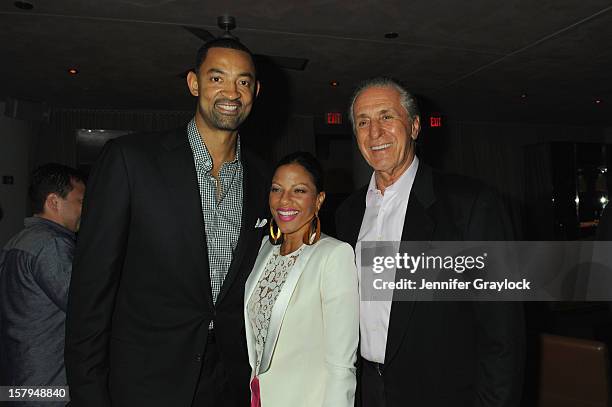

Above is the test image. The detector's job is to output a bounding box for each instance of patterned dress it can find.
[247,244,305,374]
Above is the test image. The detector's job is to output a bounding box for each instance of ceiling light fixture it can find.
[68,68,78,75]
[595,99,602,104]
[14,1,33,9]
[521,93,527,99]
[330,80,339,87]
[384,32,399,39]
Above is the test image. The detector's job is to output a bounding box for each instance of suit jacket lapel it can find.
[244,238,274,372]
[243,239,272,314]
[157,129,212,307]
[255,240,320,375]
[217,152,266,304]
[385,163,436,365]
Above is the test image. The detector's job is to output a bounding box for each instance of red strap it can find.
[250,376,261,407]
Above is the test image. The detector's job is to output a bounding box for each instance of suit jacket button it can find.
[195,354,202,363]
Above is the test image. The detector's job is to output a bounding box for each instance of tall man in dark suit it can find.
[65,38,270,407]
[336,77,524,407]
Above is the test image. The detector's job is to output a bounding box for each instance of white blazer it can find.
[244,235,359,407]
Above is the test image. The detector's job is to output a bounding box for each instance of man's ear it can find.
[187,71,199,97]
[44,193,60,213]
[411,116,421,141]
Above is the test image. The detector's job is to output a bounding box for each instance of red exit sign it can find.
[430,115,442,127]
[326,112,342,125]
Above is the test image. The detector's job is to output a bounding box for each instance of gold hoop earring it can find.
[303,213,321,245]
[269,218,282,244]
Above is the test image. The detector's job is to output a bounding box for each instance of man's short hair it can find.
[348,77,420,130]
[29,163,85,215]
[194,38,256,73]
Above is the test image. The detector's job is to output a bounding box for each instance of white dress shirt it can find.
[357,156,419,363]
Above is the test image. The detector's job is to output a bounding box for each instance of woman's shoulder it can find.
[313,236,357,282]
[317,234,349,247]
[313,234,355,257]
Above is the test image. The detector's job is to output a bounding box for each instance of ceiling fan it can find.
[180,15,308,77]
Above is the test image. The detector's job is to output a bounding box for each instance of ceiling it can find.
[1,0,612,125]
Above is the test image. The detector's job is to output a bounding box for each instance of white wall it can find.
[0,102,35,246]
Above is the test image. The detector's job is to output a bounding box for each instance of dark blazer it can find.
[65,128,270,407]
[336,162,525,407]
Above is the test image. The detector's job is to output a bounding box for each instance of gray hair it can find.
[348,77,420,130]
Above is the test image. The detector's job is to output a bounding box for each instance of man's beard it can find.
[210,110,245,130]
[199,102,248,131]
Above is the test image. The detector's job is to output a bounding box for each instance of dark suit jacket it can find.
[336,162,525,407]
[65,128,270,407]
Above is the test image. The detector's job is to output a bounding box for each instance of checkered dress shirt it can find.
[187,119,243,307]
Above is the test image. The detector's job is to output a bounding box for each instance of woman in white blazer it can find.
[245,152,359,407]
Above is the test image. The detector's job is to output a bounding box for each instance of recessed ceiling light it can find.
[330,80,339,87]
[68,68,78,75]
[595,99,602,104]
[384,32,399,39]
[14,1,33,10]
